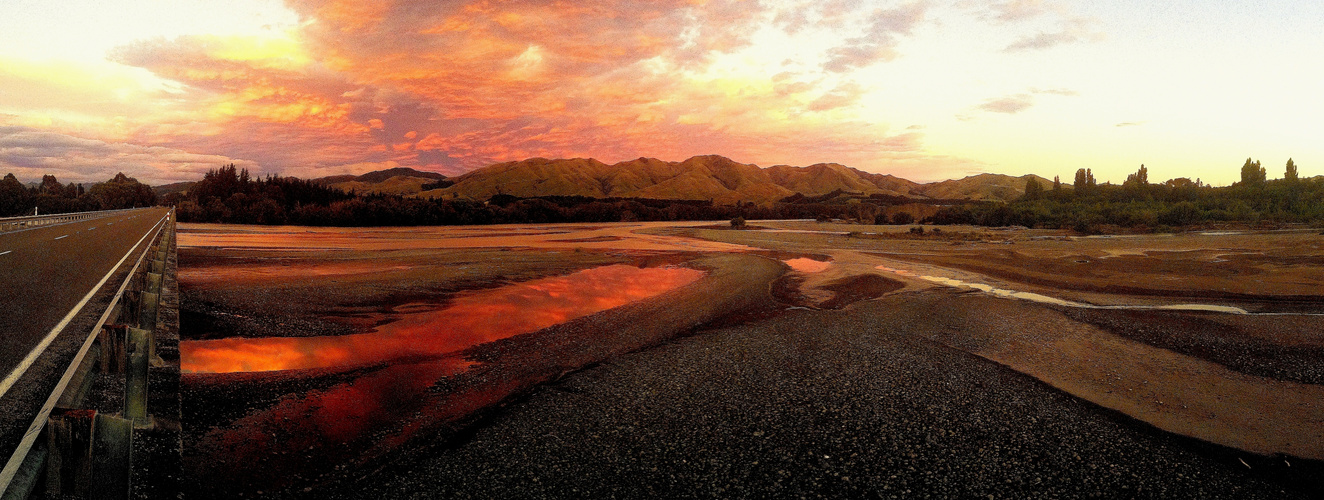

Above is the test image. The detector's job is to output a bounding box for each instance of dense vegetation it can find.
[164,165,859,226]
[13,157,1317,232]
[0,172,156,217]
[927,159,1324,232]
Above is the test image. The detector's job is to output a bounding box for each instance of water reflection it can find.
[784,257,831,273]
[182,264,704,373]
[188,359,475,497]
[875,265,1249,314]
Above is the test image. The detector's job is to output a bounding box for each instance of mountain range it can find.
[154,156,1054,204]
[417,155,1053,204]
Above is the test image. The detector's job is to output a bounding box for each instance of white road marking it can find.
[0,214,167,402]
[0,212,169,492]
[54,235,68,240]
[0,251,10,256]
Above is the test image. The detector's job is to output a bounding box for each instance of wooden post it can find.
[120,291,140,329]
[98,325,127,375]
[45,408,97,498]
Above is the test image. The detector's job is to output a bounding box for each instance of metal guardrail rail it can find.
[0,209,138,233]
[0,209,176,499]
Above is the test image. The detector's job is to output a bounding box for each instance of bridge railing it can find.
[0,208,140,233]
[0,209,178,499]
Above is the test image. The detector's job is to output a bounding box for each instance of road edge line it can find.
[0,210,162,399]
[0,211,169,495]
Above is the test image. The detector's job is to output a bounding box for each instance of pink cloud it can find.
[976,94,1036,114]
[69,0,953,182]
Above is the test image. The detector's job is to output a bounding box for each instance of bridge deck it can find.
[0,207,169,473]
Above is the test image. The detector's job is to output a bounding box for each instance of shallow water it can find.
[182,264,704,373]
[784,257,832,273]
[875,265,1249,314]
[184,262,707,495]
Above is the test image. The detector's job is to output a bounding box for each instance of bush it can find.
[730,216,746,229]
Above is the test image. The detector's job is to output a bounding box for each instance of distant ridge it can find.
[419,155,1050,203]
[152,181,197,197]
[316,167,449,196]
[922,173,1056,201]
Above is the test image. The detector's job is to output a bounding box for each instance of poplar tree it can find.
[1240,158,1266,186]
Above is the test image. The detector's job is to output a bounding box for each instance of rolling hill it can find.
[152,158,1052,204]
[315,167,450,196]
[152,181,197,197]
[419,155,1047,203]
[919,173,1057,201]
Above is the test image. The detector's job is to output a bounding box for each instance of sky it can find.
[0,0,1320,186]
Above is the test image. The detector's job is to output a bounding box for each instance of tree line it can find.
[0,172,157,217]
[165,165,859,226]
[15,157,1315,232]
[932,158,1322,232]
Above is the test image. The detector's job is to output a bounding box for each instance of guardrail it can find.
[0,208,139,233]
[0,209,178,499]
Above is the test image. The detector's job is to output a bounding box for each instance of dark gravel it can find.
[1058,307,1324,385]
[340,291,1302,499]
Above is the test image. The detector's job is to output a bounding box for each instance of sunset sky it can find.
[1,0,1319,186]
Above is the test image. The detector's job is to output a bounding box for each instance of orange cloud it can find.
[93,0,934,179]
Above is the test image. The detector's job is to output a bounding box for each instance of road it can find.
[0,207,169,397]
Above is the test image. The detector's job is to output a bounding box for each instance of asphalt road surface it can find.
[0,207,168,398]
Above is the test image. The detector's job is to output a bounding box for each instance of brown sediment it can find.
[893,289,1324,461]
[1057,307,1324,385]
[817,274,905,309]
[864,231,1324,312]
[881,251,1324,309]
[770,273,812,308]
[177,221,756,253]
[547,235,623,242]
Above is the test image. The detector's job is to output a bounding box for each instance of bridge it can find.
[0,207,180,499]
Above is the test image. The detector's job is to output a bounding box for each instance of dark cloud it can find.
[0,127,252,184]
[824,2,928,72]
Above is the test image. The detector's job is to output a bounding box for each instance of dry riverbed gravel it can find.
[335,291,1310,499]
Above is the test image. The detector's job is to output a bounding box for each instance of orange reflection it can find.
[181,264,703,373]
[784,257,831,273]
[188,358,473,496]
